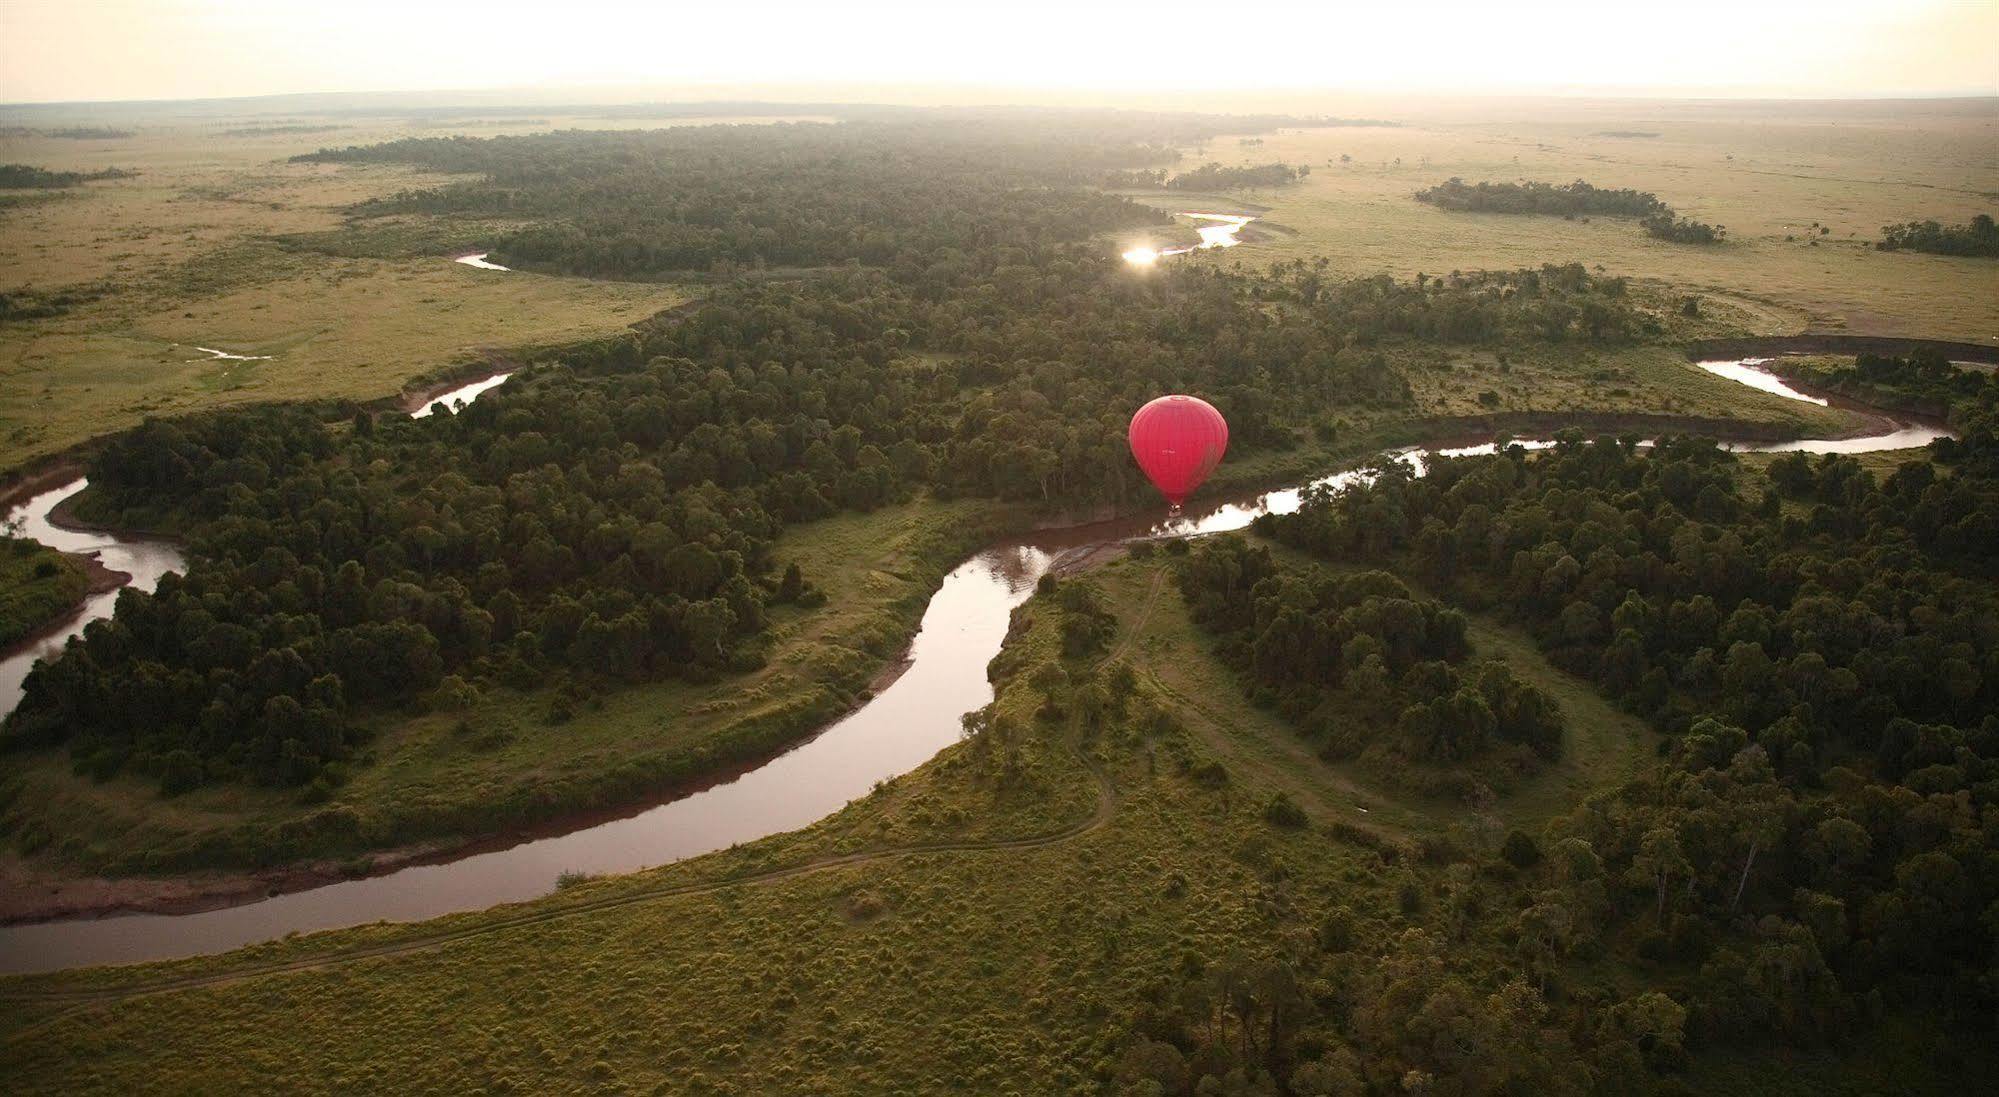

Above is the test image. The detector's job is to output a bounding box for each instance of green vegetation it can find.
[0,164,133,188]
[1177,537,1565,797]
[3,324,982,796]
[0,538,86,648]
[0,498,994,873]
[1165,162,1308,190]
[1641,212,1726,245]
[1414,177,1725,245]
[0,109,1865,876]
[1767,349,1991,420]
[5,553,1988,1093]
[1878,213,1998,258]
[1,97,1995,1092]
[1414,178,1668,218]
[288,113,1290,279]
[1247,374,1999,1064]
[0,283,107,324]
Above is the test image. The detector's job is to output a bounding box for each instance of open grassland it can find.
[1133,98,1999,342]
[0,497,1004,885]
[0,118,696,474]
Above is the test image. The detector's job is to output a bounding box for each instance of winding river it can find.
[0,359,1955,974]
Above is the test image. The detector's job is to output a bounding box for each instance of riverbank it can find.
[0,498,1005,926]
[0,605,939,927]
[0,352,1942,938]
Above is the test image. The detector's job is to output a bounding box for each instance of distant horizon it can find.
[2,0,1994,107]
[2,81,1996,115]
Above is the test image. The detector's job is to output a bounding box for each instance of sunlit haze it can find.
[3,0,1995,104]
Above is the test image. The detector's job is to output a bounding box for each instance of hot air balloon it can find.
[1128,395,1229,508]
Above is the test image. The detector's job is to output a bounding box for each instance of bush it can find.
[1263,792,1308,827]
[1501,830,1542,869]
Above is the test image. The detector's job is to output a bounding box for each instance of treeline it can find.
[219,124,344,138]
[1414,177,1668,218]
[290,114,1313,281]
[0,163,135,188]
[1642,212,1726,244]
[0,126,135,139]
[1252,378,1999,1054]
[1176,536,1563,795]
[1164,162,1308,190]
[1878,213,1999,257]
[1416,177,1726,245]
[1771,349,1988,421]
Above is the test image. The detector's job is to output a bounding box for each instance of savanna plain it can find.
[0,92,1996,1095]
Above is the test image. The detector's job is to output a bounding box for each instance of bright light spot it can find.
[1122,246,1161,266]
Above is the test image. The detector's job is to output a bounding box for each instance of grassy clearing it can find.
[0,497,1003,874]
[1094,552,1654,838]
[1135,98,1999,342]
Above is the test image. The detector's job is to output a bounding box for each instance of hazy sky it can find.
[2,0,1995,104]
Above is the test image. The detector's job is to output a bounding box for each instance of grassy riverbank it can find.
[0,566,1398,1091]
[0,497,1007,895]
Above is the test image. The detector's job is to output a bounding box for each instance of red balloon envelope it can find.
[1128,395,1229,507]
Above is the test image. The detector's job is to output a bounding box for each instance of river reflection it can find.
[1123,212,1254,266]
[412,372,514,418]
[453,252,512,271]
[0,481,184,714]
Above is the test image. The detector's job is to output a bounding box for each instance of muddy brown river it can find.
[0,359,1957,974]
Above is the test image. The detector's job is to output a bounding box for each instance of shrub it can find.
[1263,792,1309,828]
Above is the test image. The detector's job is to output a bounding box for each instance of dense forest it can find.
[1177,537,1565,796]
[290,113,1326,280]
[1414,178,1669,218]
[3,110,1664,799]
[1877,213,1999,257]
[1223,366,1999,1080]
